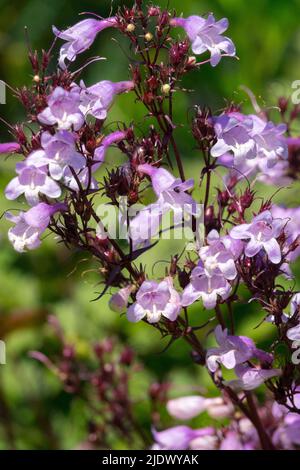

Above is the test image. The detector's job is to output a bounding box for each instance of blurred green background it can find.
[1,0,300,449]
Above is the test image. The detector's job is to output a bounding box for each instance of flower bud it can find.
[143,91,154,104]
[178,268,190,289]
[144,32,153,42]
[161,83,171,95]
[94,339,114,358]
[278,97,288,115]
[148,6,160,16]
[109,286,133,313]
[158,11,170,28]
[187,56,197,67]
[217,189,230,208]
[149,382,169,402]
[126,23,135,32]
[120,347,135,366]
[291,104,300,120]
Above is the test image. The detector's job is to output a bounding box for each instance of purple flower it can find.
[166,394,234,420]
[271,205,300,261]
[38,87,84,130]
[224,364,281,391]
[272,390,300,449]
[5,163,61,206]
[94,130,128,167]
[129,165,197,250]
[126,277,181,323]
[250,115,288,168]
[199,230,241,281]
[166,396,207,420]
[220,431,246,451]
[189,434,219,450]
[53,17,117,69]
[77,80,134,120]
[137,164,197,216]
[152,425,215,450]
[258,159,291,186]
[26,131,86,180]
[272,385,300,419]
[181,231,241,309]
[207,326,255,372]
[63,130,127,191]
[109,286,133,313]
[273,415,300,449]
[6,202,65,252]
[219,421,259,450]
[204,397,234,419]
[128,202,162,250]
[171,14,235,66]
[211,113,256,164]
[290,293,300,317]
[181,263,231,309]
[0,142,21,154]
[212,113,288,170]
[206,325,271,372]
[220,149,290,186]
[230,210,285,264]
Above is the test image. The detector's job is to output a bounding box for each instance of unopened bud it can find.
[161,83,171,95]
[109,286,133,313]
[120,347,135,366]
[33,75,40,83]
[187,56,197,67]
[278,96,288,114]
[144,32,153,42]
[148,6,160,16]
[126,23,135,32]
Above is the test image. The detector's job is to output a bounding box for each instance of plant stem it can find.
[215,304,226,329]
[246,392,275,450]
[203,166,211,211]
[170,135,186,182]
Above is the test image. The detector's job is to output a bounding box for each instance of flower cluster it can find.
[2,0,300,450]
[152,389,300,450]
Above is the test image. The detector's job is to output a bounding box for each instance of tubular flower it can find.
[5,163,61,205]
[77,80,135,120]
[206,325,272,372]
[171,14,235,66]
[53,17,118,68]
[5,202,65,252]
[37,87,84,130]
[126,277,181,323]
[224,364,281,391]
[0,142,21,154]
[230,210,285,264]
[26,131,86,181]
[181,262,232,309]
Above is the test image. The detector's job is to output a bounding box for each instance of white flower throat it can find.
[204,254,219,276]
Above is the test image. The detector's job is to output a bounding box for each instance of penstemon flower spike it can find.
[2,0,300,450]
